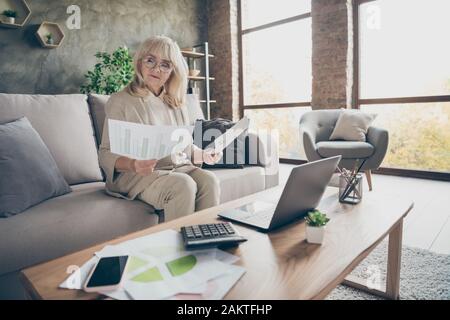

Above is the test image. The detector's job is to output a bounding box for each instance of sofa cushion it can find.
[316,141,375,159]
[87,94,109,147]
[209,166,266,203]
[0,182,158,275]
[0,117,71,217]
[0,94,103,185]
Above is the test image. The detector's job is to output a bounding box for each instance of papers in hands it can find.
[108,117,249,167]
[108,119,194,161]
[205,117,249,154]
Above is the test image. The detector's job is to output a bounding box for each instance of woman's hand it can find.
[192,145,222,165]
[115,157,158,175]
[131,159,158,175]
[202,149,223,165]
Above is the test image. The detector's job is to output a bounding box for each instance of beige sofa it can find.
[0,93,279,276]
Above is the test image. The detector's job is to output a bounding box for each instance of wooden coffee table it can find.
[20,187,413,300]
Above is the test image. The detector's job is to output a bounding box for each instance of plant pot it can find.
[5,17,15,24]
[47,38,54,45]
[306,225,325,244]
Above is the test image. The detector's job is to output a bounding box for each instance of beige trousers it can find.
[137,168,220,222]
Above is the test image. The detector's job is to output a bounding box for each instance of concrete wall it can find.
[0,0,208,94]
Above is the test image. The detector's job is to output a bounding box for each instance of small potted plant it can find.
[46,33,54,45]
[305,209,330,244]
[2,10,17,24]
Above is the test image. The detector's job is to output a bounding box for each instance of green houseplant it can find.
[45,33,53,45]
[2,9,17,24]
[80,46,134,95]
[305,210,330,244]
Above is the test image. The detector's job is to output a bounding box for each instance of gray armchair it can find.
[299,110,389,190]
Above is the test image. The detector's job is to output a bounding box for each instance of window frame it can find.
[238,0,312,119]
[354,0,450,181]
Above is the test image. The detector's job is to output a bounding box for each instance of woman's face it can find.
[141,53,173,94]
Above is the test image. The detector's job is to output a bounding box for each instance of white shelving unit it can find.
[181,42,215,120]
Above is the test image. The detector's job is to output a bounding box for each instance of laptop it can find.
[218,156,342,231]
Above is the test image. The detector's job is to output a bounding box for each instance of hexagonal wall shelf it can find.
[0,0,31,28]
[36,21,65,49]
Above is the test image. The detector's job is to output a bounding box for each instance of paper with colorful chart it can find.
[59,229,245,300]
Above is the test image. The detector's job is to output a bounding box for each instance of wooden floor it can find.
[279,164,450,254]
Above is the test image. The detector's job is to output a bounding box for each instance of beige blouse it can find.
[98,89,200,200]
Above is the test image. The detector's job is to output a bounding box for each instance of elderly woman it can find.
[99,36,221,221]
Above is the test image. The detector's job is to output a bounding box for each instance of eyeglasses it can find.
[142,56,173,73]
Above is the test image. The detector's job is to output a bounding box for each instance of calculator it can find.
[180,222,247,249]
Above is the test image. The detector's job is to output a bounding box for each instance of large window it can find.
[357,0,450,176]
[240,0,312,160]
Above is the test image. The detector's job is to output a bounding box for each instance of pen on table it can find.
[341,159,367,200]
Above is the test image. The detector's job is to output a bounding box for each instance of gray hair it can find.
[127,35,188,108]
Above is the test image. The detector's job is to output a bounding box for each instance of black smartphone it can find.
[83,255,129,292]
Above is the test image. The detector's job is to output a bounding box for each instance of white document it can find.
[108,119,194,160]
[59,229,243,300]
[59,256,98,290]
[168,264,246,300]
[125,258,231,300]
[206,117,249,154]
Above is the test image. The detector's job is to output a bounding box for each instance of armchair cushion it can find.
[330,110,376,142]
[316,141,375,159]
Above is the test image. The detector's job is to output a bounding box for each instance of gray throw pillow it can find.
[0,117,71,218]
[330,110,377,142]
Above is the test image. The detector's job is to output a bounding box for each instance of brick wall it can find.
[207,0,240,120]
[312,0,354,109]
